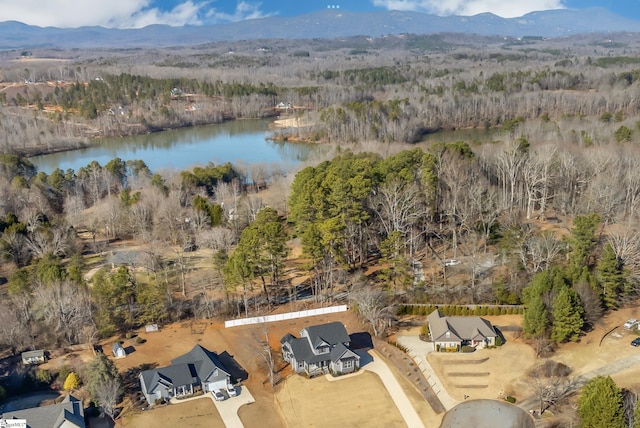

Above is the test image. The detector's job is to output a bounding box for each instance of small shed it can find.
[112,342,126,359]
[22,350,46,365]
[145,324,159,333]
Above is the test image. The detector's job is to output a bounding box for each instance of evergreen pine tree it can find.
[551,286,584,343]
[578,376,625,428]
[597,243,626,309]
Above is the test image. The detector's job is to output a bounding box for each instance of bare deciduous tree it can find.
[349,285,395,337]
[527,360,574,415]
[94,376,122,421]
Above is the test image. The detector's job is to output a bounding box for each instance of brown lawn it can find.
[276,372,405,428]
[118,397,222,427]
[422,307,640,405]
[425,315,536,401]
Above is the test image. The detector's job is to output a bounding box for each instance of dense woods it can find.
[0,32,640,376]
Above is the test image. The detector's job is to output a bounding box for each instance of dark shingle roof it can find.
[171,344,230,381]
[302,322,350,346]
[2,395,85,428]
[140,344,230,394]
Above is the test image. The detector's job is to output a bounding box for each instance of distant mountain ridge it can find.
[1,7,639,49]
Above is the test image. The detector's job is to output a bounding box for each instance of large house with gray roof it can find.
[280,322,360,377]
[1,394,85,428]
[139,344,231,405]
[427,309,498,351]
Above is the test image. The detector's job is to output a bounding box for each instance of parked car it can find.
[226,383,237,397]
[624,319,638,329]
[444,259,460,267]
[631,337,640,347]
[213,390,226,401]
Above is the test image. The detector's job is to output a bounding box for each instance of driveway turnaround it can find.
[170,386,255,428]
[396,335,460,411]
[360,349,426,428]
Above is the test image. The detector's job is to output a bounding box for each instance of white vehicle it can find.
[226,383,237,397]
[624,319,638,329]
[213,390,226,401]
[444,259,460,267]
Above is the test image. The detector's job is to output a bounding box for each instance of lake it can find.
[30,119,325,174]
[29,119,502,174]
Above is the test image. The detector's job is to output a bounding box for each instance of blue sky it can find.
[0,0,638,28]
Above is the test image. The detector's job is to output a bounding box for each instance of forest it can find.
[0,31,640,395]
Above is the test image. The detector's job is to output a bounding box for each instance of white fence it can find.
[224,305,348,328]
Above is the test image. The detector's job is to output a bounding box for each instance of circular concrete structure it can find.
[441,399,535,428]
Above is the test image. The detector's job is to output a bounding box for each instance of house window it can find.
[445,331,450,338]
[343,359,353,369]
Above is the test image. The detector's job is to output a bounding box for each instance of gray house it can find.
[139,344,231,405]
[1,394,85,428]
[427,309,498,351]
[281,322,360,377]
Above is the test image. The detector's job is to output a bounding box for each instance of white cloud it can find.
[205,1,273,23]
[0,0,269,29]
[372,0,567,18]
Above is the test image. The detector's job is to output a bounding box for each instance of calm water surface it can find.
[30,119,501,174]
[30,119,324,174]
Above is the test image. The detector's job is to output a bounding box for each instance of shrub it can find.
[58,365,72,383]
[36,369,52,384]
[496,336,505,346]
[505,396,516,403]
[63,372,81,391]
[420,324,430,339]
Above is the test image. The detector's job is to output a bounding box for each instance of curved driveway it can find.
[396,335,460,411]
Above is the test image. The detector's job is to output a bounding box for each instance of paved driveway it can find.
[170,386,255,428]
[396,335,459,411]
[358,349,426,428]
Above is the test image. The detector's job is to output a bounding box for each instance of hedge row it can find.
[397,304,524,317]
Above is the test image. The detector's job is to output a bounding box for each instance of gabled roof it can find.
[171,344,230,381]
[282,322,356,366]
[427,309,497,343]
[140,345,230,393]
[301,322,350,347]
[329,342,360,363]
[2,394,85,428]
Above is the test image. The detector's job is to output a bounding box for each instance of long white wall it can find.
[224,305,348,328]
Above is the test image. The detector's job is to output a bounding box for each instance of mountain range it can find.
[1,8,639,49]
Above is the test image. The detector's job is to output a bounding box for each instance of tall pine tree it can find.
[551,286,584,343]
[597,243,626,309]
[578,376,625,428]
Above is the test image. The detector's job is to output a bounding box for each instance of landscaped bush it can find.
[63,372,80,391]
[420,324,430,340]
[505,396,517,403]
[35,369,52,384]
[135,336,146,344]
